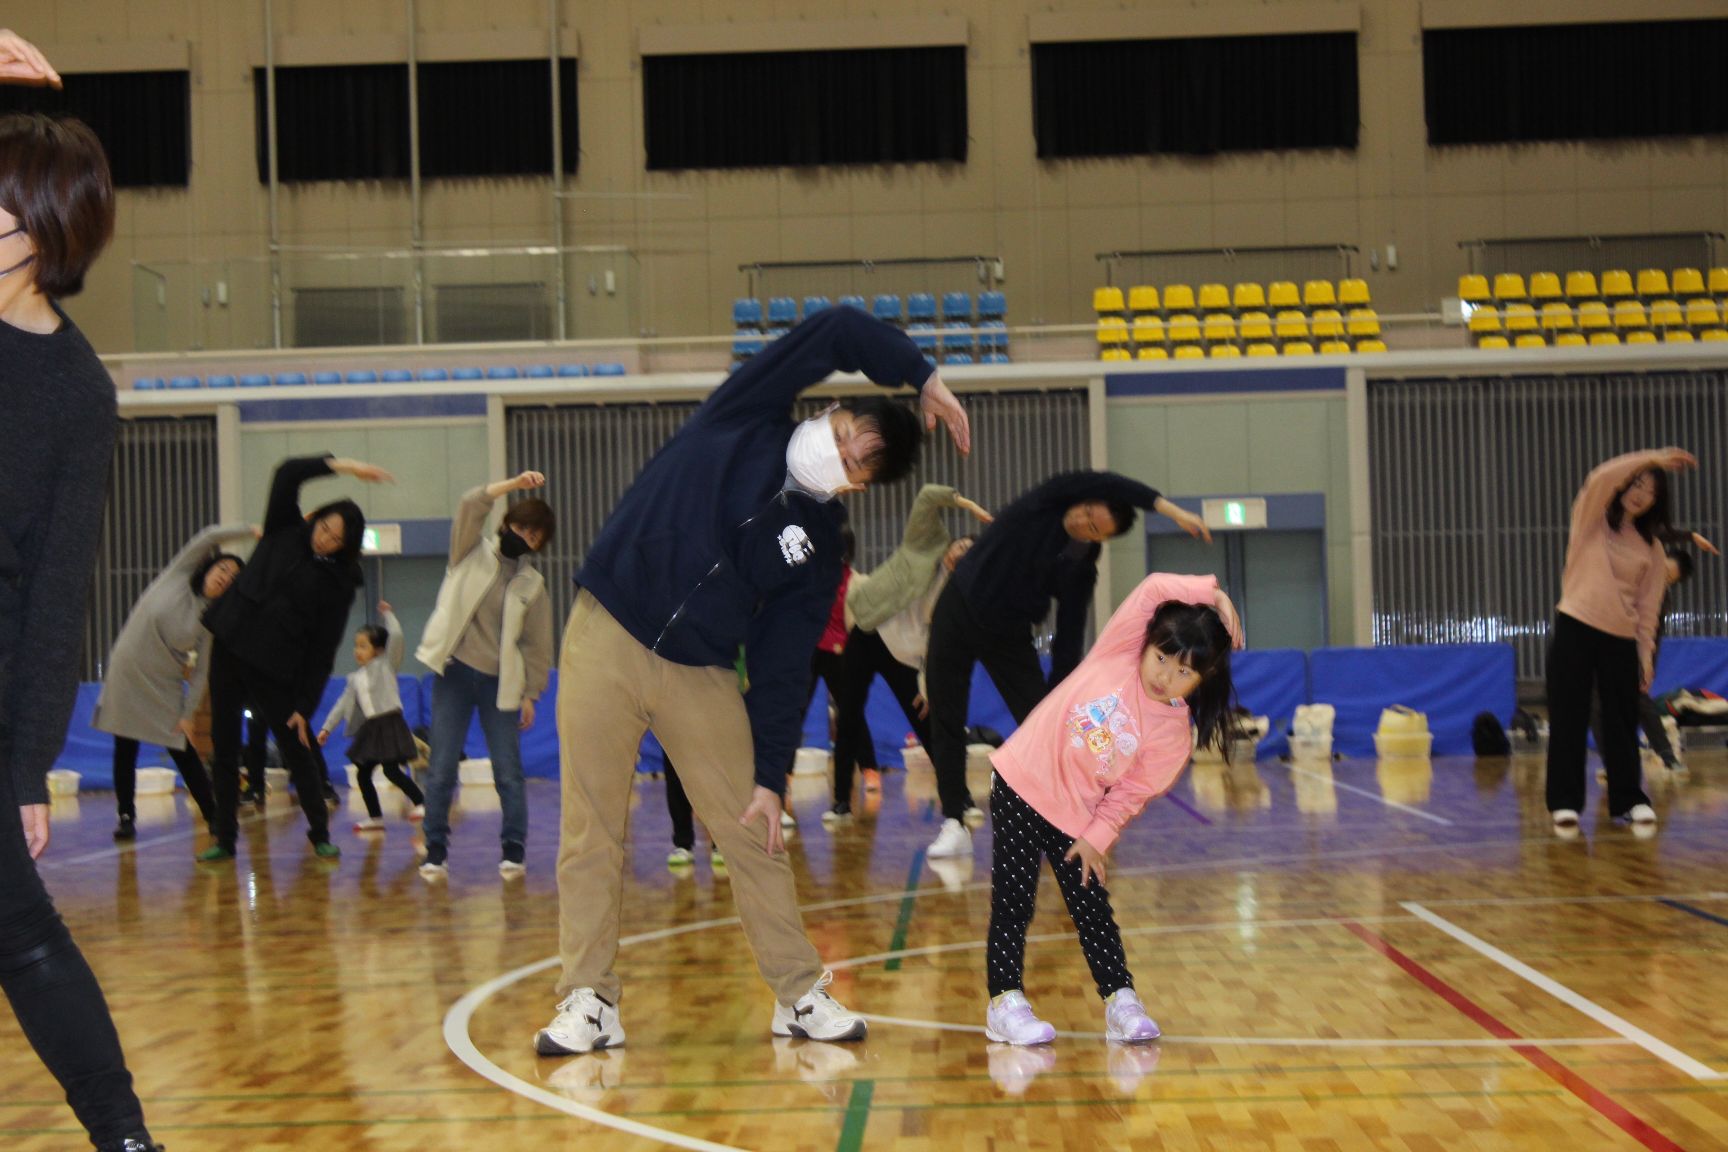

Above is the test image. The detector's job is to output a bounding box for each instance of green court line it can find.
[836,1079,874,1152]
[883,849,926,972]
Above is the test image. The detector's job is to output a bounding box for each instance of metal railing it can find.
[1097,245,1359,290]
[1460,233,1725,279]
[739,256,1002,305]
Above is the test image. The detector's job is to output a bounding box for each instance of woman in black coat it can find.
[198,454,392,860]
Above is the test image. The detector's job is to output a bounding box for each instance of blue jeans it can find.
[423,660,527,853]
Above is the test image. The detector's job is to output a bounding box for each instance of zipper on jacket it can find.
[650,492,794,654]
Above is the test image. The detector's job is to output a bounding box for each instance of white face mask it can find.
[786,408,849,497]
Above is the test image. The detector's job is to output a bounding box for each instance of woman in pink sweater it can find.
[1547,447,1696,833]
[983,573,1242,1047]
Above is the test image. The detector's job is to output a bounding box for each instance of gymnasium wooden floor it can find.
[9,743,1728,1151]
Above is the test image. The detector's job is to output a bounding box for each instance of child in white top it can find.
[319,604,425,831]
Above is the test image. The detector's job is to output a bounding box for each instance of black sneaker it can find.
[242,783,266,807]
[113,815,136,842]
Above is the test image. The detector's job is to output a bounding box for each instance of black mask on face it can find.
[499,530,532,561]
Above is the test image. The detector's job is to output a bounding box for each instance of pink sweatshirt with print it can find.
[1554,451,1670,676]
[990,573,1222,853]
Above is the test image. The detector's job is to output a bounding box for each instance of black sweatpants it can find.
[113,734,215,824]
[832,627,927,806]
[986,774,1132,1000]
[1,730,147,1146]
[1546,612,1650,817]
[926,581,1051,820]
[206,640,331,850]
[353,761,424,820]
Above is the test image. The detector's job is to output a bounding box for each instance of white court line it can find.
[1282,763,1453,825]
[1401,901,1726,1081]
[1419,891,1728,910]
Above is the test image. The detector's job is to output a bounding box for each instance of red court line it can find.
[1344,921,1688,1152]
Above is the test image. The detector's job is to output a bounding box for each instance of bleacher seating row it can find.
[132,363,629,390]
[1094,279,1371,318]
[1460,267,1728,305]
[735,291,1008,330]
[1098,308,1387,359]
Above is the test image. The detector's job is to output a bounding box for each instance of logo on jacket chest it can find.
[778,525,816,566]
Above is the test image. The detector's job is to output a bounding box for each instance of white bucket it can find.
[46,768,80,797]
[458,757,494,785]
[792,746,831,777]
[1289,733,1333,761]
[1374,731,1433,759]
[136,767,177,795]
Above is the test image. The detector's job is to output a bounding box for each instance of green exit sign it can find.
[1224,501,1247,526]
[1201,498,1268,530]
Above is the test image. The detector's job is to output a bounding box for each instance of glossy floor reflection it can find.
[7,745,1728,1150]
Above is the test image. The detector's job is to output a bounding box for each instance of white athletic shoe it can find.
[1103,988,1161,1043]
[770,971,866,1042]
[418,861,448,880]
[1551,808,1580,828]
[407,804,425,823]
[780,809,797,829]
[926,818,971,859]
[352,817,385,833]
[667,847,695,869]
[984,990,1056,1046]
[987,1042,1057,1095]
[499,859,527,879]
[962,805,987,829]
[535,988,626,1055]
[1625,803,1657,825]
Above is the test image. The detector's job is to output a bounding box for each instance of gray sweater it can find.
[322,610,407,734]
[0,305,118,805]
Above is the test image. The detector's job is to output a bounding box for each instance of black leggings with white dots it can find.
[985,773,1133,1000]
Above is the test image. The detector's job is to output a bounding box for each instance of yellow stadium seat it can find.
[1665,330,1695,343]
[1164,284,1196,312]
[1173,345,1204,360]
[1209,344,1242,359]
[1635,268,1670,298]
[1540,302,1575,331]
[1303,280,1337,308]
[1626,330,1658,345]
[1355,339,1388,353]
[1458,274,1490,303]
[1132,317,1165,345]
[1339,278,1371,307]
[1198,283,1230,311]
[1268,281,1302,309]
[1613,300,1648,329]
[1319,340,1352,355]
[1167,314,1201,343]
[1564,271,1599,300]
[1346,308,1381,338]
[1701,328,1728,342]
[1232,282,1266,310]
[1600,270,1634,299]
[1577,300,1611,330]
[1311,308,1345,338]
[1648,299,1683,328]
[1492,273,1527,301]
[1127,285,1160,314]
[1093,286,1125,314]
[1477,335,1510,349]
[1514,334,1547,349]
[1100,347,1132,361]
[1528,272,1563,300]
[1203,313,1236,342]
[1096,317,1128,344]
[1709,267,1728,295]
[1686,298,1721,328]
[1467,307,1502,334]
[1238,312,1273,341]
[1554,333,1587,347]
[1503,303,1538,331]
[1136,347,1169,360]
[1283,341,1315,356]
[1245,343,1278,357]
[1672,268,1704,297]
[1274,310,1309,340]
[1588,332,1621,346]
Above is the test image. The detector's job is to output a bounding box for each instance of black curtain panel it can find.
[254,63,410,182]
[643,45,967,170]
[1031,33,1359,159]
[418,58,578,178]
[1424,20,1728,145]
[0,70,190,187]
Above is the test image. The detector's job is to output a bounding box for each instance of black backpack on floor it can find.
[1471,711,1512,757]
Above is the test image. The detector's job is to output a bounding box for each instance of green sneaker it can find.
[313,841,341,860]
[196,845,235,862]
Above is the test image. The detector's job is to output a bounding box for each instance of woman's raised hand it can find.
[513,470,546,491]
[954,495,994,524]
[0,31,60,88]
[1654,448,1697,472]
[333,459,396,484]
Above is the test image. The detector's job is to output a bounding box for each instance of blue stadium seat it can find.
[556,364,590,378]
[941,292,973,321]
[525,365,554,378]
[417,368,448,382]
[486,366,521,379]
[239,374,271,388]
[312,371,341,385]
[273,372,306,386]
[452,368,484,381]
[344,371,377,384]
[205,375,236,389]
[801,296,831,318]
[381,369,413,383]
[733,336,766,358]
[133,377,165,391]
[872,295,903,324]
[594,363,626,376]
[838,294,867,312]
[978,291,1006,319]
[908,323,939,352]
[907,293,938,323]
[766,297,797,328]
[732,298,763,328]
[942,352,974,365]
[982,352,1012,365]
[979,319,1009,351]
[168,375,202,390]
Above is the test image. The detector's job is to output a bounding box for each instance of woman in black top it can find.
[198,454,392,860]
[0,100,166,1152]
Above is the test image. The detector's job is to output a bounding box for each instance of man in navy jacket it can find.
[538,308,969,1056]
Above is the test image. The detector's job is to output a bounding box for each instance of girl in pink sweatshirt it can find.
[983,573,1242,1047]
[1546,447,1696,833]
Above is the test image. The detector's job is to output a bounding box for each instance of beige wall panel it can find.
[1575,144,1650,191]
[421,184,490,234]
[918,209,997,256]
[1285,198,1360,247]
[1212,153,1287,204]
[847,211,929,260]
[1649,186,1725,233]
[1030,209,1072,323]
[1285,151,1360,203]
[279,184,352,236]
[844,167,924,217]
[480,182,554,233]
[123,189,193,242]
[986,68,1038,211]
[1576,187,1653,235]
[1423,193,1505,276]
[1503,145,1578,195]
[640,170,710,223]
[1504,191,1579,239]
[1213,200,1289,248]
[47,2,107,41]
[282,0,345,37]
[1139,201,1213,253]
[1139,158,1214,208]
[646,250,712,336]
[779,169,853,220]
[1647,139,1728,189]
[706,172,783,222]
[1064,159,1141,210]
[990,209,1039,315]
[1424,148,1504,197]
[922,162,994,215]
[778,214,856,261]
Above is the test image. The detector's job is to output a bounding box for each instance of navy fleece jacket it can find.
[576,307,934,793]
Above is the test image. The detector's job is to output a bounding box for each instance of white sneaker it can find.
[352,817,385,833]
[820,806,852,828]
[418,861,447,880]
[1625,803,1657,825]
[1551,808,1580,828]
[780,809,797,829]
[771,971,866,1041]
[667,847,695,869]
[985,990,1056,1046]
[987,1042,1056,1095]
[1104,988,1161,1043]
[926,818,971,859]
[962,805,986,829]
[407,804,425,822]
[499,859,527,879]
[535,988,626,1055]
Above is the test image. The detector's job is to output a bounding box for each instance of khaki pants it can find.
[554,589,823,1006]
